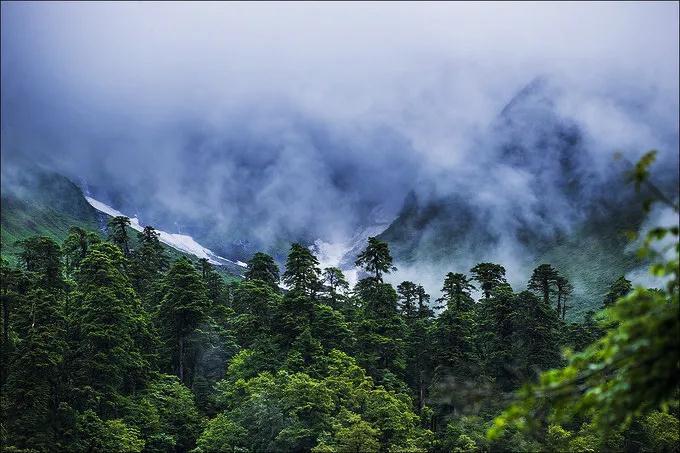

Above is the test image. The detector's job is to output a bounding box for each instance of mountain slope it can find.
[377,79,660,319]
[1,166,104,264]
[1,162,244,280]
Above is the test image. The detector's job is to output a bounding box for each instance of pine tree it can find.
[16,236,63,289]
[282,243,321,296]
[470,263,507,299]
[131,225,168,297]
[355,237,396,282]
[62,226,101,276]
[0,259,28,352]
[415,285,433,318]
[397,281,419,318]
[107,216,132,256]
[322,267,349,307]
[528,264,560,308]
[2,289,66,450]
[436,272,476,310]
[603,276,633,307]
[244,252,280,289]
[556,276,573,320]
[159,257,210,385]
[73,242,151,410]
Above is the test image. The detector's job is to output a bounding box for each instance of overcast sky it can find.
[1,2,678,263]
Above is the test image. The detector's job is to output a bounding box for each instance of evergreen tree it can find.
[603,276,633,307]
[282,243,321,296]
[436,272,476,310]
[0,259,28,352]
[130,225,168,297]
[2,289,66,451]
[355,237,395,282]
[72,242,151,410]
[470,263,507,299]
[556,275,573,320]
[321,267,349,307]
[16,236,63,289]
[528,263,560,309]
[62,226,101,276]
[196,258,229,308]
[415,285,433,318]
[244,252,280,289]
[354,280,407,386]
[397,281,419,318]
[159,257,211,386]
[108,216,132,256]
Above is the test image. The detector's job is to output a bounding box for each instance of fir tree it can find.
[107,216,132,257]
[244,252,280,289]
[159,257,211,385]
[397,281,419,318]
[603,276,633,307]
[528,263,560,308]
[322,267,349,307]
[470,263,507,299]
[282,243,321,296]
[355,237,396,282]
[436,272,476,310]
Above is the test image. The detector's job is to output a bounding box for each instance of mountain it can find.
[1,164,105,264]
[376,79,666,319]
[1,160,245,279]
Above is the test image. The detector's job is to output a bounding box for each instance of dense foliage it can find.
[1,155,677,452]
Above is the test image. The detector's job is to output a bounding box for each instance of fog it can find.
[2,2,678,291]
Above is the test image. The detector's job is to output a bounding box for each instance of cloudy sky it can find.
[1,2,678,263]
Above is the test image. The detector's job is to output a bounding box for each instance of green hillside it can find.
[0,165,241,283]
[379,192,645,320]
[1,169,103,265]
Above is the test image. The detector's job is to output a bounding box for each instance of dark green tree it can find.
[603,276,633,307]
[415,285,433,318]
[0,259,28,352]
[108,216,132,256]
[556,275,573,320]
[322,267,349,307]
[244,252,280,289]
[158,258,211,386]
[72,242,151,409]
[436,272,476,310]
[282,243,321,296]
[130,226,168,298]
[528,263,560,309]
[2,289,66,451]
[397,281,419,318]
[62,226,101,276]
[16,236,63,289]
[355,237,395,282]
[470,263,507,299]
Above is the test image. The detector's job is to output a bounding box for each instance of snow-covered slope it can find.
[311,204,395,285]
[85,196,247,269]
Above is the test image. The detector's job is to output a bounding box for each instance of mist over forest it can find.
[1,2,678,452]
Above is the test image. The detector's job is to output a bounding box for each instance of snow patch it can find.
[85,196,241,268]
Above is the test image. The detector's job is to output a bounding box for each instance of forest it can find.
[0,154,678,452]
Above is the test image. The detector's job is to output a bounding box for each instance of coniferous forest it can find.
[1,153,678,452]
[2,2,679,452]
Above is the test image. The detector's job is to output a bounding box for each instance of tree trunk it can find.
[2,295,9,346]
[418,370,425,410]
[178,335,185,383]
[556,291,562,316]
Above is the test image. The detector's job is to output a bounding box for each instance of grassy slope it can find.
[1,168,241,283]
[1,170,104,265]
